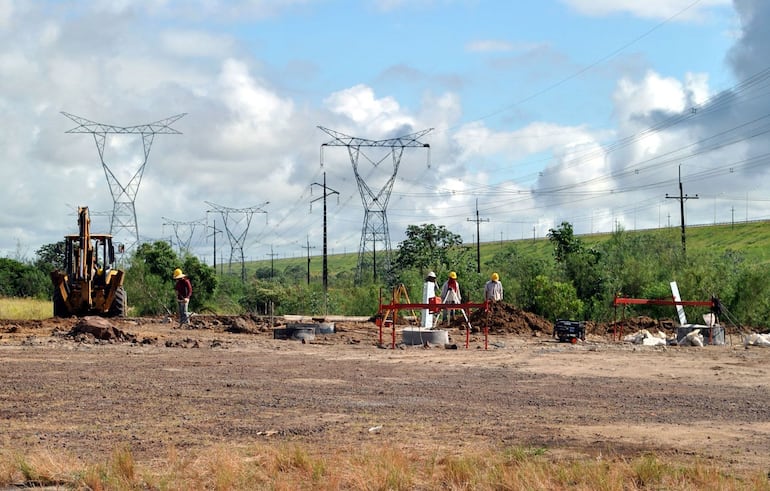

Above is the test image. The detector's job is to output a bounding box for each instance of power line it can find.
[441,0,708,133]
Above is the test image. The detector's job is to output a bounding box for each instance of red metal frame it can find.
[612,294,718,341]
[377,291,490,349]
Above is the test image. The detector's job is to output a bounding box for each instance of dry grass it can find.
[0,297,51,320]
[0,444,767,490]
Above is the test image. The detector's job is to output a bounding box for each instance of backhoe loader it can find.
[50,206,127,317]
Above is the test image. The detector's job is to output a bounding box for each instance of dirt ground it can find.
[1,308,769,476]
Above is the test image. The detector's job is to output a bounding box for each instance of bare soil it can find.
[1,309,769,475]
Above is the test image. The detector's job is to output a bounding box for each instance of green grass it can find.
[244,220,770,279]
[0,297,51,320]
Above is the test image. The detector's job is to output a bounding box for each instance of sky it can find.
[3,0,769,269]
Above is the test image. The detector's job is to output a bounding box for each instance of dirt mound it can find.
[68,316,137,342]
[588,316,677,336]
[186,314,272,334]
[450,302,553,335]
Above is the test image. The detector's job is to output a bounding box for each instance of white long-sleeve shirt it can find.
[484,280,503,301]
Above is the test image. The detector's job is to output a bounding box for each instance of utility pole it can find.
[266,246,278,280]
[666,165,698,254]
[467,198,489,273]
[311,172,339,296]
[301,236,315,285]
[205,217,223,274]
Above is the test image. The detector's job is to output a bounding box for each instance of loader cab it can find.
[51,206,126,318]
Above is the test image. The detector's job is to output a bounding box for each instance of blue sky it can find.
[4,0,768,269]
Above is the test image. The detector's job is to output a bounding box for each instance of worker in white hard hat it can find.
[484,272,504,302]
[421,271,439,328]
[173,268,193,326]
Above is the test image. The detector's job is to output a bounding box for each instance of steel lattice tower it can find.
[62,112,186,254]
[318,126,432,282]
[205,201,268,281]
[162,217,206,257]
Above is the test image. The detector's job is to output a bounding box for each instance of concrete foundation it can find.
[401,327,449,346]
[676,325,725,345]
[273,322,332,341]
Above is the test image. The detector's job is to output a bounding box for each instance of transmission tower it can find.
[205,201,268,281]
[162,217,205,257]
[62,112,186,254]
[318,126,432,282]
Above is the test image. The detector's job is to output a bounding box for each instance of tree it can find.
[488,245,554,310]
[134,241,177,278]
[393,224,464,275]
[0,258,49,298]
[547,222,582,262]
[548,222,603,317]
[126,241,216,315]
[531,274,584,321]
[34,241,66,273]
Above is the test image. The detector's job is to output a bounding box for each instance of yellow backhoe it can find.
[50,206,127,317]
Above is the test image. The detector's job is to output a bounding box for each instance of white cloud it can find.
[217,58,295,151]
[0,0,765,260]
[160,29,235,58]
[323,84,416,137]
[0,0,13,29]
[465,40,515,53]
[561,0,730,21]
[613,71,687,120]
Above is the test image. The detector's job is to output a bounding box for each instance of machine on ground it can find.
[553,319,585,343]
[50,206,127,317]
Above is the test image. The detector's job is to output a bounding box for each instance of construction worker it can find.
[173,268,193,326]
[441,271,461,321]
[421,271,439,328]
[485,272,504,302]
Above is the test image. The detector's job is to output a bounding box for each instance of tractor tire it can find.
[109,287,127,317]
[52,290,69,318]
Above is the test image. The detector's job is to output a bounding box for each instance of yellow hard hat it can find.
[449,271,457,279]
[173,268,185,280]
[491,272,499,281]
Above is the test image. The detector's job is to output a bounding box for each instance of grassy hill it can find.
[244,220,770,278]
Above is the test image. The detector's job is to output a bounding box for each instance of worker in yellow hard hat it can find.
[440,271,461,321]
[485,272,503,302]
[173,268,193,326]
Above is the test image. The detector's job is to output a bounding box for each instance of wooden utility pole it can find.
[266,246,278,280]
[666,165,698,254]
[301,236,315,285]
[467,198,489,273]
[206,218,223,274]
[311,172,339,314]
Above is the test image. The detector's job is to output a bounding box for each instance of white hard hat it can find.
[427,271,436,278]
